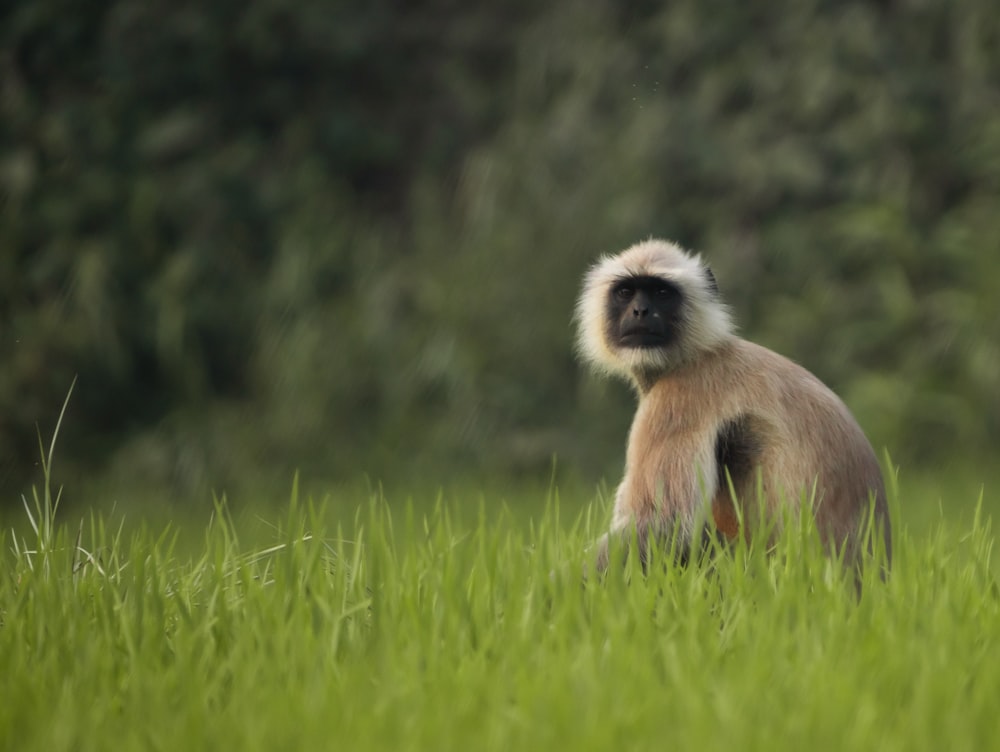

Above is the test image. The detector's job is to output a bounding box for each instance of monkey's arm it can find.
[597,431,720,571]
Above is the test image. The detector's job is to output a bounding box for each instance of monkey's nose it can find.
[632,305,649,318]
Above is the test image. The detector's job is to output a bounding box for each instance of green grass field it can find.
[2,468,998,752]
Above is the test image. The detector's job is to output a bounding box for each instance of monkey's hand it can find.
[586,532,611,579]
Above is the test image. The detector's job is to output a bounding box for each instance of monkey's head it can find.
[576,239,734,389]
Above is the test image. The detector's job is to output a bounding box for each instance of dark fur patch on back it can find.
[714,414,762,493]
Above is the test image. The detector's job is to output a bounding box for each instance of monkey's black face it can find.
[606,275,683,349]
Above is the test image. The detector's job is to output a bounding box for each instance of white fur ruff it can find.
[575,238,734,383]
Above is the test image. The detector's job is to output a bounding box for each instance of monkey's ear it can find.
[704,266,719,294]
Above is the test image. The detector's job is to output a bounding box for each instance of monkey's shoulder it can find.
[640,338,858,431]
[641,338,800,397]
[716,339,845,403]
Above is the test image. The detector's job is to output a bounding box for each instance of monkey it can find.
[576,238,890,574]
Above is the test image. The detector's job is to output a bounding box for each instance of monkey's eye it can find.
[615,285,634,299]
[654,286,672,299]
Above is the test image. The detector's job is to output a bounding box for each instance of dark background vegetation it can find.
[2,0,999,508]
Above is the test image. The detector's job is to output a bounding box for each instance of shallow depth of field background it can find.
[4,8,1000,751]
[2,0,1000,531]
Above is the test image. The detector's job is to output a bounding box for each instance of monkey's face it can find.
[605,275,684,351]
[577,240,733,385]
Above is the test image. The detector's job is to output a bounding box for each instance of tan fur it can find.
[578,239,890,570]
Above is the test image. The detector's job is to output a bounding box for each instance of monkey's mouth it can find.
[619,330,671,348]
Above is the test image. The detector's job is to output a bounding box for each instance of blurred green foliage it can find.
[2,0,999,503]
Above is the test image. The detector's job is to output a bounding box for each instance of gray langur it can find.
[576,239,889,571]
